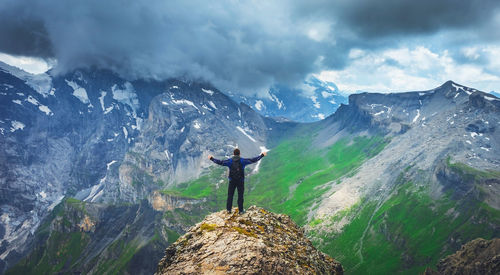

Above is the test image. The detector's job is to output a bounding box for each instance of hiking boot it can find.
[239,209,245,214]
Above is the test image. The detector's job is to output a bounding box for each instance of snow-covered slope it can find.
[0,62,293,272]
[228,76,348,122]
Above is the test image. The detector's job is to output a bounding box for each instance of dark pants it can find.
[227,179,244,212]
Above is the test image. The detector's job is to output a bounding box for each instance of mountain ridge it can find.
[1,62,499,274]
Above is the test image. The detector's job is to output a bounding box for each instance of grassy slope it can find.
[245,131,387,225]
[161,125,388,226]
[162,129,499,275]
[314,164,500,275]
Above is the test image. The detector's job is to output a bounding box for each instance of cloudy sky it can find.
[1,0,499,95]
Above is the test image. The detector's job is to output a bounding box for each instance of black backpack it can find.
[229,157,244,181]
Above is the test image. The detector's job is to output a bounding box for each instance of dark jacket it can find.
[210,154,264,181]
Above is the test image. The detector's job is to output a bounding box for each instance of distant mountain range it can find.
[1,62,499,274]
[228,77,348,122]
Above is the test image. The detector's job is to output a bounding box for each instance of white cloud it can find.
[0,53,53,74]
[316,45,500,93]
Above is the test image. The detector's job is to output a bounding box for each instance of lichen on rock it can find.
[156,205,343,274]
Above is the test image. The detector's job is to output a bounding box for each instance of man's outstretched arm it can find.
[241,151,267,165]
[208,155,231,167]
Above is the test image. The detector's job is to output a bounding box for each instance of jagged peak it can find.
[155,206,343,274]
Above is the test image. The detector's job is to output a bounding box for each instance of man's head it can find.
[233,148,240,156]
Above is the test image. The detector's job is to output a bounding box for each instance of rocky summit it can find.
[156,206,343,275]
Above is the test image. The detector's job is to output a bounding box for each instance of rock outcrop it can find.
[424,238,500,275]
[156,206,343,274]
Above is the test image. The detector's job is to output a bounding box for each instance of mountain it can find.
[243,80,500,273]
[155,205,343,274]
[1,61,499,274]
[228,76,348,122]
[0,61,295,273]
[424,238,500,275]
[490,91,500,98]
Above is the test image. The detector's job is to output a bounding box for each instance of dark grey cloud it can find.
[298,0,500,38]
[0,0,499,95]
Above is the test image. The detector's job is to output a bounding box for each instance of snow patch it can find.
[321,91,333,98]
[103,104,114,115]
[471,132,478,138]
[480,147,490,152]
[201,88,214,95]
[254,100,264,111]
[451,83,470,95]
[161,101,169,105]
[374,110,385,116]
[12,99,22,105]
[270,93,284,109]
[312,113,326,120]
[180,126,185,133]
[172,99,199,111]
[112,82,139,112]
[10,121,25,132]
[236,126,257,142]
[26,95,39,106]
[66,80,90,104]
[466,140,472,144]
[484,96,498,101]
[311,96,320,109]
[107,160,117,170]
[38,105,53,116]
[39,191,47,199]
[98,91,107,111]
[412,109,420,123]
[122,127,128,139]
[208,101,218,110]
[0,63,53,97]
[253,146,270,173]
[193,121,201,129]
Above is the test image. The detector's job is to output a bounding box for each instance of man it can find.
[208,148,266,214]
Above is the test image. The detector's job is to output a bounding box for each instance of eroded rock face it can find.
[425,238,500,275]
[156,206,343,275]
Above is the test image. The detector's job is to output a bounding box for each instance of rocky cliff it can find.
[156,206,343,274]
[424,238,500,275]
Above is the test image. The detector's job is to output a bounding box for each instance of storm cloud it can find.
[1,0,499,94]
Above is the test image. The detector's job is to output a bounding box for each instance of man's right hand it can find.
[262,152,267,157]
[208,155,213,160]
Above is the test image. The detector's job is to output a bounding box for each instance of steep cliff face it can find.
[424,238,500,275]
[156,206,343,275]
[0,62,294,272]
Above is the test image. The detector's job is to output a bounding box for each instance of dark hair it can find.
[233,148,240,155]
